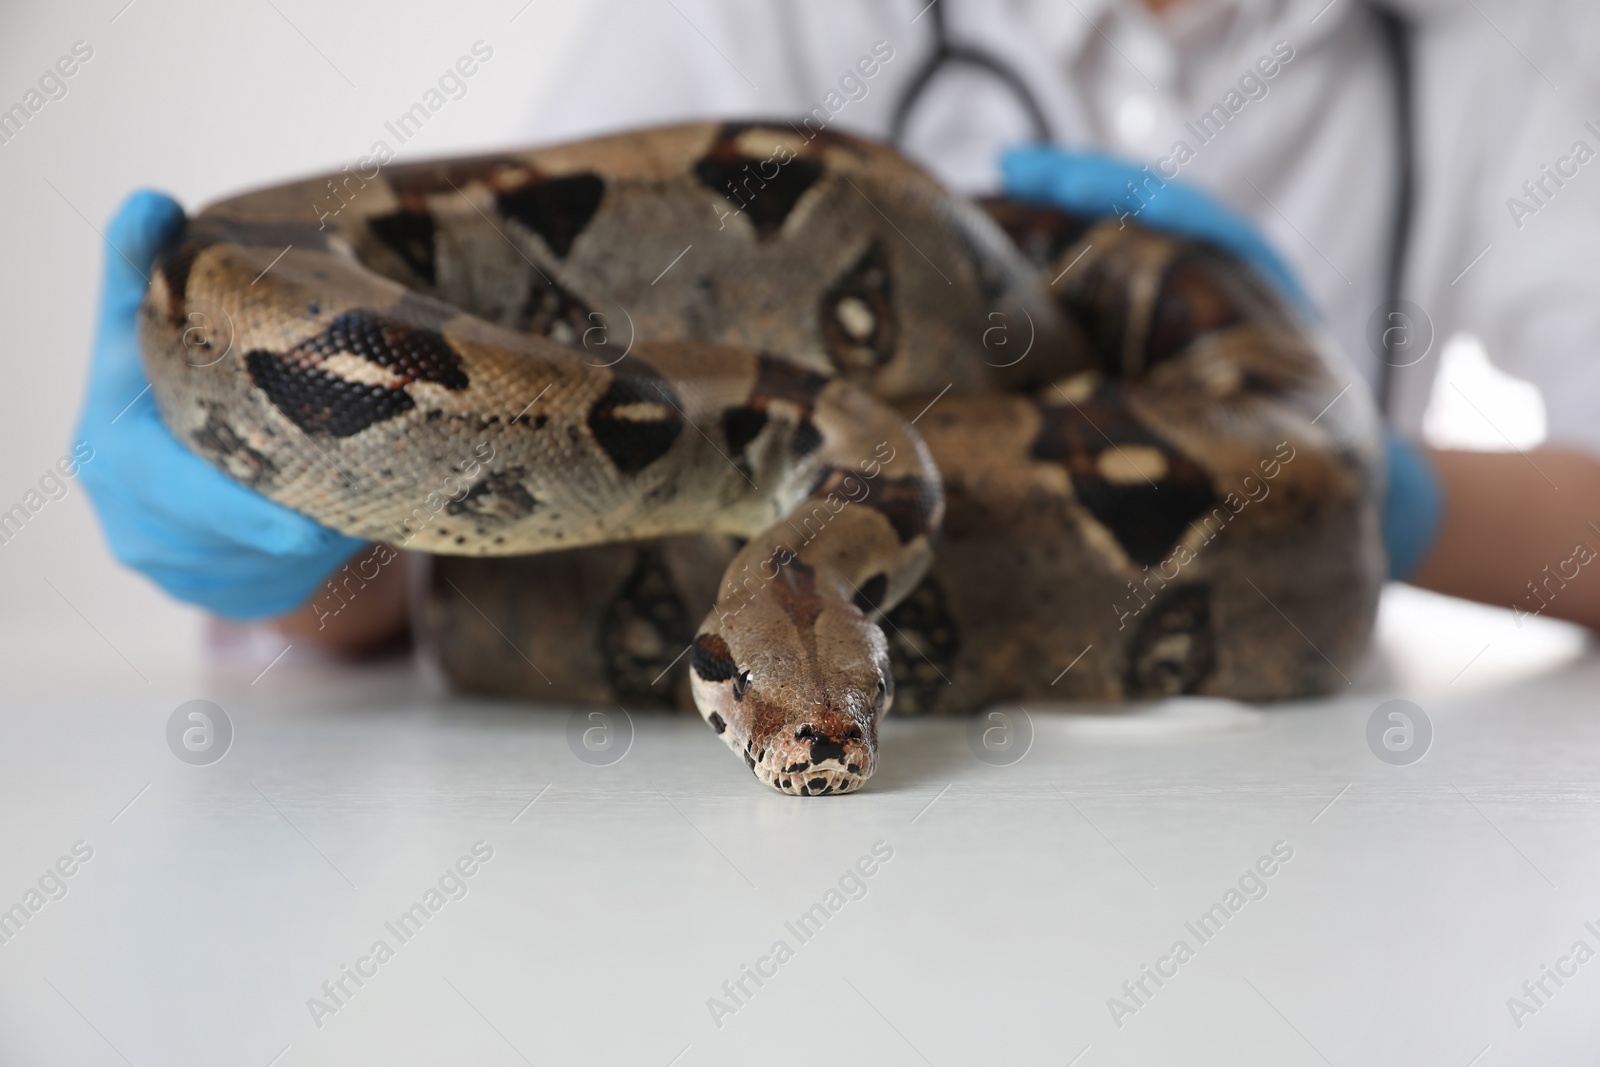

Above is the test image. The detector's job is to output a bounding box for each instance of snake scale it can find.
[140,121,1384,796]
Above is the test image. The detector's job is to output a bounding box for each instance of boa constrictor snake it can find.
[140,121,1384,796]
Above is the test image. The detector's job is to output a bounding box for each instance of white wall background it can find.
[0,0,1547,688]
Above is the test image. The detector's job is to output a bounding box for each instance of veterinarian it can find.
[76,0,1600,647]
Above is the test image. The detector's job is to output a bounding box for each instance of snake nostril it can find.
[795,724,819,740]
[844,727,863,741]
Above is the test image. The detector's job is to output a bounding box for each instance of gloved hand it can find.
[1001,145,1309,311]
[1381,429,1443,581]
[1003,145,1442,580]
[74,190,365,619]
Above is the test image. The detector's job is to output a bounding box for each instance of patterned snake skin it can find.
[139,121,1384,796]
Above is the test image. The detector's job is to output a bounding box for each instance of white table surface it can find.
[1,584,1597,1067]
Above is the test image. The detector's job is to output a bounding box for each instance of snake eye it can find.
[733,669,752,701]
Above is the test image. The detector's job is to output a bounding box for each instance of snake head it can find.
[689,599,893,797]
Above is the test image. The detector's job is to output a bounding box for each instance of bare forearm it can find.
[1412,448,1600,629]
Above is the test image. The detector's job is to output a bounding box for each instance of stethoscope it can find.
[889,1,1414,416]
[888,1,1053,147]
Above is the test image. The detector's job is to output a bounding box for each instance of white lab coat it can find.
[516,0,1600,450]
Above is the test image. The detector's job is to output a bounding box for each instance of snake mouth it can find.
[750,724,875,797]
[691,655,881,796]
[769,766,866,797]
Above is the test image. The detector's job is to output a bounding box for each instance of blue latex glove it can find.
[1002,145,1310,313]
[1381,430,1443,581]
[74,190,365,619]
[1003,145,1444,580]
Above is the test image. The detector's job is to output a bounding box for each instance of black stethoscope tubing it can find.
[889,1,1054,146]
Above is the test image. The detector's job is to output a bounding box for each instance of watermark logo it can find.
[311,41,496,231]
[1366,699,1431,766]
[0,440,94,549]
[791,41,896,143]
[179,299,235,368]
[1108,840,1294,1028]
[306,841,494,1028]
[566,707,633,766]
[1506,125,1599,231]
[166,700,233,766]
[0,840,94,948]
[1113,441,1296,630]
[1365,299,1434,369]
[576,305,634,368]
[979,306,1035,368]
[0,40,94,150]
[707,840,894,1029]
[966,707,1034,767]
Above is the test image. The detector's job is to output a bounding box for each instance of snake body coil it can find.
[140,122,1383,795]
